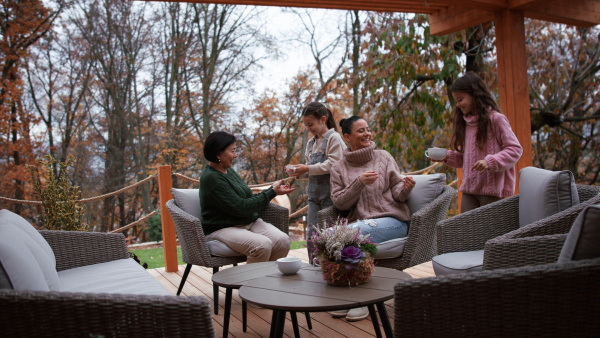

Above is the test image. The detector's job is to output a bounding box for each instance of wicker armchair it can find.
[436,184,600,270]
[317,185,456,270]
[166,194,289,314]
[0,231,215,338]
[394,257,600,337]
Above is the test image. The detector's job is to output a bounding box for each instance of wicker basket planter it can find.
[319,255,375,287]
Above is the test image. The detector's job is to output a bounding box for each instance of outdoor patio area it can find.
[149,248,435,337]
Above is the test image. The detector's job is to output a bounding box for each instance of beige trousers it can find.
[206,218,291,264]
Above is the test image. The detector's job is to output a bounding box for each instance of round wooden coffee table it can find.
[239,265,411,338]
[212,261,311,338]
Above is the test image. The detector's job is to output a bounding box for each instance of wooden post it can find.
[494,9,533,194]
[158,165,178,272]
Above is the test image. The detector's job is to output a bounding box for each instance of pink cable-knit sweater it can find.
[445,111,523,197]
[330,142,411,223]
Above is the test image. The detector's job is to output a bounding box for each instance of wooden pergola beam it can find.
[429,6,494,35]
[524,0,600,27]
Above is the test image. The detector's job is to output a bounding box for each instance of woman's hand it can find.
[471,159,490,172]
[359,171,379,186]
[402,176,416,192]
[273,180,296,195]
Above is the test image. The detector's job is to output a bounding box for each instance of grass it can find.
[130,241,307,269]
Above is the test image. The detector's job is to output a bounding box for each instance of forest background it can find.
[1,0,599,242]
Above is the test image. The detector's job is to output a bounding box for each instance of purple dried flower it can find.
[341,245,365,264]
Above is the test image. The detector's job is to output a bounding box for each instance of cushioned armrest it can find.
[0,290,215,337]
[394,258,600,337]
[483,234,568,270]
[40,231,130,272]
[258,203,289,234]
[437,195,520,254]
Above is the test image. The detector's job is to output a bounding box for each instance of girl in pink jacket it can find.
[433,72,523,212]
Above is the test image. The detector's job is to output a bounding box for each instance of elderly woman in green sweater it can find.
[200,131,295,263]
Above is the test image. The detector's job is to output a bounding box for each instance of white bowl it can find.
[276,257,302,275]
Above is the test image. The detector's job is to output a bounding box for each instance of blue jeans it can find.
[350,217,409,244]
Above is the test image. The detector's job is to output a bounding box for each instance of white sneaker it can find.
[328,309,349,318]
[346,307,369,322]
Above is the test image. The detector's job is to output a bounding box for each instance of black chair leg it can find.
[177,264,192,296]
[305,312,312,330]
[213,267,220,315]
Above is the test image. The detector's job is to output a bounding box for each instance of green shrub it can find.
[146,212,163,242]
[27,155,88,231]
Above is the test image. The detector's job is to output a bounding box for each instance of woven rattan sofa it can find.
[0,209,215,337]
[394,257,600,337]
[435,183,600,272]
[318,174,456,270]
[395,201,600,337]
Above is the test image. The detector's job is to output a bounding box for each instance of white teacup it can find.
[276,257,302,275]
[285,165,296,175]
[425,147,448,161]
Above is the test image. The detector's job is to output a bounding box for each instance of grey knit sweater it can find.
[330,142,412,223]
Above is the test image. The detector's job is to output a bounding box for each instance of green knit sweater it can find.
[199,166,277,235]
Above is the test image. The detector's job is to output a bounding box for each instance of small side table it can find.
[239,265,411,338]
[212,261,312,338]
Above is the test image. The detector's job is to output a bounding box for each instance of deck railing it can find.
[1,162,458,272]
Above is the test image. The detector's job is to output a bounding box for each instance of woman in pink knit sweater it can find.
[433,72,522,212]
[330,116,416,244]
[328,115,416,321]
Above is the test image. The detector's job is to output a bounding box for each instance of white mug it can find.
[276,257,302,275]
[285,165,296,175]
[425,147,448,161]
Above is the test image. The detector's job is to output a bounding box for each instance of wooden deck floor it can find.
[149,249,435,338]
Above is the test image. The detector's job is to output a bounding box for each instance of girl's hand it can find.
[430,155,449,163]
[402,176,416,192]
[273,180,295,195]
[293,164,309,176]
[471,159,490,172]
[359,171,379,186]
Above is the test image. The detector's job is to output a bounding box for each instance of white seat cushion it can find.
[372,237,407,259]
[559,203,600,263]
[171,188,201,219]
[207,240,245,257]
[519,167,579,227]
[405,173,446,214]
[432,250,484,276]
[0,210,59,291]
[58,258,169,296]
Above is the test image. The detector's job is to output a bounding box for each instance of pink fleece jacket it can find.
[445,111,523,197]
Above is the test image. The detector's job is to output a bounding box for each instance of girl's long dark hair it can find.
[450,72,501,151]
[301,102,338,132]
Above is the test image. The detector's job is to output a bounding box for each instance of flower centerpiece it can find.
[309,218,377,287]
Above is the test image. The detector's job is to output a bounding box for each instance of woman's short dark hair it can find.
[203,131,236,163]
[339,115,364,135]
